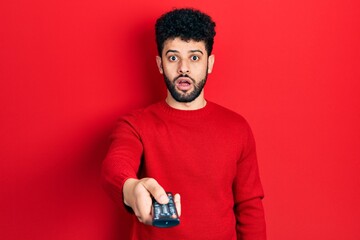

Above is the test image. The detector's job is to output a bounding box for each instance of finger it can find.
[174,193,181,217]
[135,215,152,225]
[141,178,168,204]
[134,192,153,225]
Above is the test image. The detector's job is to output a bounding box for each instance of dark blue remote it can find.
[152,192,180,228]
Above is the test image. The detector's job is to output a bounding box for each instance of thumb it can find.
[141,178,168,204]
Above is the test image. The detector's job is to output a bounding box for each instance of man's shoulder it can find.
[208,101,255,139]
[119,101,164,122]
[209,101,248,124]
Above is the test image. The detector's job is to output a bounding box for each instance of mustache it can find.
[174,74,195,83]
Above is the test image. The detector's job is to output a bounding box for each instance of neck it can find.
[165,91,207,110]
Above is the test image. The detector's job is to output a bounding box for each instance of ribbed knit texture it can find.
[102,100,266,240]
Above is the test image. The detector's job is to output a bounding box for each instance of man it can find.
[102,8,266,240]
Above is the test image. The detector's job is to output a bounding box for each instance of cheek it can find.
[163,65,177,76]
[193,64,208,77]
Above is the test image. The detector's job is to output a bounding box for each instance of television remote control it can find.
[152,192,180,228]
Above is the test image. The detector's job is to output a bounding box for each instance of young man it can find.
[102,8,266,240]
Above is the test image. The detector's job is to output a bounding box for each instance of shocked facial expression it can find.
[156,37,214,103]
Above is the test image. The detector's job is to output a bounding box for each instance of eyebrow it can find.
[190,50,204,55]
[165,50,179,55]
[165,49,204,55]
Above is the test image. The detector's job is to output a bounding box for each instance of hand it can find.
[123,178,181,225]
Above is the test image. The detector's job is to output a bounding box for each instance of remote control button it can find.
[162,204,169,214]
[168,205,175,214]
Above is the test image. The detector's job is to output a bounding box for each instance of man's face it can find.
[156,37,214,103]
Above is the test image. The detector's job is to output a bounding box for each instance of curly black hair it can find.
[155,8,216,56]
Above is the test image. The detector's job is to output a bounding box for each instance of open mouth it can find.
[175,77,192,91]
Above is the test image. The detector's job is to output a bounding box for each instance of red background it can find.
[1,0,360,239]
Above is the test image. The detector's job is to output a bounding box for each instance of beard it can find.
[164,72,208,103]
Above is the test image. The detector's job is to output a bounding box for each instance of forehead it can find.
[162,37,206,55]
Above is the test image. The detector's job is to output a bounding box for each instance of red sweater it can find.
[102,100,266,240]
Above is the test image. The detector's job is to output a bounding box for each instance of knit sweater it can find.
[102,100,266,240]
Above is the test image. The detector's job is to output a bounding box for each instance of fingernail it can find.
[160,195,168,203]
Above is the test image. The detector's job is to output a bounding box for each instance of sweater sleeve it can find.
[101,116,143,207]
[233,123,266,240]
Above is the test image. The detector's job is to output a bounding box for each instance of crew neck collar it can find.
[159,99,213,119]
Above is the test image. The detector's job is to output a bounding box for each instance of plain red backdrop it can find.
[1,0,360,239]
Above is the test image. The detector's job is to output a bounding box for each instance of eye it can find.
[191,55,200,61]
[169,55,178,62]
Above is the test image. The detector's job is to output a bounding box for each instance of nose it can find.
[178,59,190,74]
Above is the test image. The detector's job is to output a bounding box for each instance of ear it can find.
[156,56,163,74]
[207,54,215,74]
